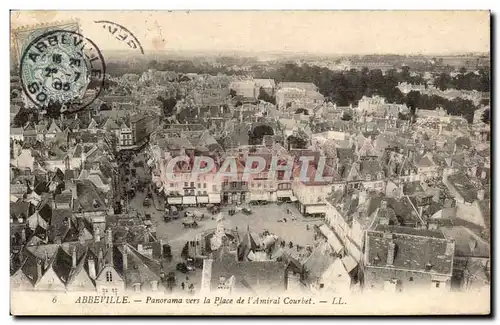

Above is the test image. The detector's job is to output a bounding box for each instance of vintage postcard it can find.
[9,10,491,316]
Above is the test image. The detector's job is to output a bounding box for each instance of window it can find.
[409,277,414,282]
[133,283,141,293]
[111,288,118,296]
[184,182,188,187]
[151,281,158,291]
[190,182,194,188]
[170,183,174,188]
[212,185,217,192]
[106,271,113,282]
[435,282,440,288]
[102,288,108,295]
[319,283,324,289]
[203,183,207,188]
[197,183,201,188]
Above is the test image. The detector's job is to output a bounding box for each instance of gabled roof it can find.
[365,226,453,275]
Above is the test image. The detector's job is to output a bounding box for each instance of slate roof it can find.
[365,226,453,275]
[210,252,287,293]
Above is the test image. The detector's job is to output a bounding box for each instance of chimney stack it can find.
[359,190,367,205]
[37,260,43,279]
[386,241,396,265]
[477,189,485,201]
[72,247,77,268]
[88,257,96,280]
[44,250,49,270]
[98,248,104,268]
[94,227,101,242]
[106,228,113,248]
[122,244,128,272]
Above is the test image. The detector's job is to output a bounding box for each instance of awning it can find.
[276,190,293,198]
[319,224,343,254]
[197,196,209,204]
[290,196,298,202]
[305,204,326,214]
[249,192,269,201]
[167,197,182,205]
[209,193,221,204]
[183,196,196,205]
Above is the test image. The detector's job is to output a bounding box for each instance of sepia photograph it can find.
[8,10,491,316]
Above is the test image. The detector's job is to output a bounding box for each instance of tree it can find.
[163,244,172,261]
[287,135,307,150]
[341,111,353,121]
[258,87,276,104]
[249,125,274,145]
[181,242,190,260]
[294,108,309,115]
[229,89,237,98]
[157,95,177,117]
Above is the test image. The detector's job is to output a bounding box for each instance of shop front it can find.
[208,193,221,204]
[305,204,327,217]
[196,195,209,205]
[182,196,197,206]
[167,196,182,206]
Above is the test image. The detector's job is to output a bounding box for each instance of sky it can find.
[11,11,490,56]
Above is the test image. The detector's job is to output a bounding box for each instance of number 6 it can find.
[52,296,57,303]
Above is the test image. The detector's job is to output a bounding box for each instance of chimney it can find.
[94,227,101,242]
[106,228,113,248]
[122,244,128,272]
[477,189,485,201]
[359,190,367,205]
[69,181,77,201]
[88,257,96,280]
[469,239,477,253]
[72,247,77,268]
[386,241,396,265]
[98,248,104,268]
[21,228,26,243]
[44,250,49,270]
[37,260,43,279]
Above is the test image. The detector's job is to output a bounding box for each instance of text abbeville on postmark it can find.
[20,29,106,112]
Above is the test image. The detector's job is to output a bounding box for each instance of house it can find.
[302,241,351,293]
[364,225,454,293]
[441,226,490,292]
[415,152,439,180]
[200,250,288,294]
[345,160,386,192]
[11,128,24,142]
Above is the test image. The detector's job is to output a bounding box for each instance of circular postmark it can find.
[20,29,106,111]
